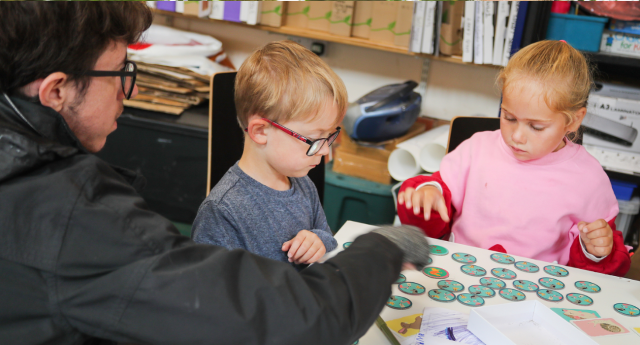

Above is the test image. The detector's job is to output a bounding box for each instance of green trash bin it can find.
[324,162,397,233]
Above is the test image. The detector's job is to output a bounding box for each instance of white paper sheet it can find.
[416,307,486,345]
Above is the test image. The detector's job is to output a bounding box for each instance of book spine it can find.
[434,1,443,57]
[210,2,225,20]
[240,2,249,23]
[420,2,437,54]
[492,1,510,65]
[502,1,519,66]
[223,2,241,23]
[246,1,261,25]
[510,1,529,56]
[462,2,475,63]
[473,3,484,64]
[409,2,426,53]
[483,2,494,64]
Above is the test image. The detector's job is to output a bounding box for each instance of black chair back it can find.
[447,116,501,153]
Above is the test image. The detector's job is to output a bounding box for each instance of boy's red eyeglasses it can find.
[245,118,341,156]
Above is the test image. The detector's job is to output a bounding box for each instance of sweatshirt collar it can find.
[497,130,580,166]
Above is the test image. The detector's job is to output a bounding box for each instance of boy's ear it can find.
[245,116,268,145]
[567,107,586,133]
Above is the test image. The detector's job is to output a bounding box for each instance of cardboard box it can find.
[600,30,640,58]
[260,2,285,28]
[394,2,414,48]
[333,148,391,185]
[439,1,464,56]
[370,2,400,45]
[468,301,598,345]
[352,1,373,39]
[285,2,310,29]
[329,1,355,37]
[183,1,211,18]
[307,2,333,32]
[333,123,426,184]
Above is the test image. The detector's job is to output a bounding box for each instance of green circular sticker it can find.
[430,245,449,256]
[575,281,601,293]
[398,282,426,295]
[538,277,565,290]
[428,289,456,303]
[452,252,476,264]
[438,280,465,293]
[567,293,593,306]
[386,295,412,310]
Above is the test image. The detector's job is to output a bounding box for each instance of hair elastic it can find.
[559,40,567,43]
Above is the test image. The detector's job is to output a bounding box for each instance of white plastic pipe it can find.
[419,129,449,172]
[388,125,450,181]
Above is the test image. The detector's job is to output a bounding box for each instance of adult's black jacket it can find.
[0,95,403,344]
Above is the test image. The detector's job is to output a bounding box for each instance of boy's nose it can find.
[315,140,331,156]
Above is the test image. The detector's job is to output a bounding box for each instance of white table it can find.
[321,221,640,345]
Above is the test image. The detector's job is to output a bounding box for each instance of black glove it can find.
[372,225,430,270]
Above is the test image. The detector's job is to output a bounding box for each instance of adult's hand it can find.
[372,225,430,270]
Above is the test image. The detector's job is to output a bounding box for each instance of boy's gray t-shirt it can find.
[192,162,337,263]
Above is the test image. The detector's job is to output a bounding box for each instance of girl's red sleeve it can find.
[397,172,455,240]
[567,218,631,277]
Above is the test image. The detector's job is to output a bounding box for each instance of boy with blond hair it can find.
[192,41,344,266]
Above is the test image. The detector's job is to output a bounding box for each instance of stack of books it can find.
[409,1,534,66]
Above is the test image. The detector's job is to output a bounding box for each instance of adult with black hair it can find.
[0,2,429,344]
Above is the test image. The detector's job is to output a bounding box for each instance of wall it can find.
[154,15,502,121]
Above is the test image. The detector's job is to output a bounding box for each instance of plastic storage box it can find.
[610,179,637,201]
[324,162,396,233]
[546,13,609,52]
[616,197,640,240]
[468,301,598,345]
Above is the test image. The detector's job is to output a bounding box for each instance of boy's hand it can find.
[398,186,449,222]
[578,220,613,258]
[282,230,326,264]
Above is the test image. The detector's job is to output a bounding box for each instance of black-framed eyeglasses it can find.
[69,60,137,100]
[245,118,341,156]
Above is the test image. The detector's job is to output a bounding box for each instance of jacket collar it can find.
[0,93,87,153]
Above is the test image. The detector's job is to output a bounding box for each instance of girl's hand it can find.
[398,186,449,222]
[578,220,613,257]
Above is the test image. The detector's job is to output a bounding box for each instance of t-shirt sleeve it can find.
[191,201,243,250]
[310,182,338,252]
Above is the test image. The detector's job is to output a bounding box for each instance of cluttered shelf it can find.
[584,52,640,69]
[151,9,498,69]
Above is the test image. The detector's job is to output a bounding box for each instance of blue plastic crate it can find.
[610,179,637,201]
[546,13,609,52]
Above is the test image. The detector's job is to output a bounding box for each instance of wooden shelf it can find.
[152,9,500,69]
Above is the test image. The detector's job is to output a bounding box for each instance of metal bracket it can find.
[417,58,430,100]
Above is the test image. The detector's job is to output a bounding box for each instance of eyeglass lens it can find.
[122,62,136,99]
[307,130,341,156]
[308,140,326,156]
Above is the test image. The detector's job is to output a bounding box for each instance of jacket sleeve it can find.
[55,166,403,345]
[397,172,454,240]
[567,217,630,277]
